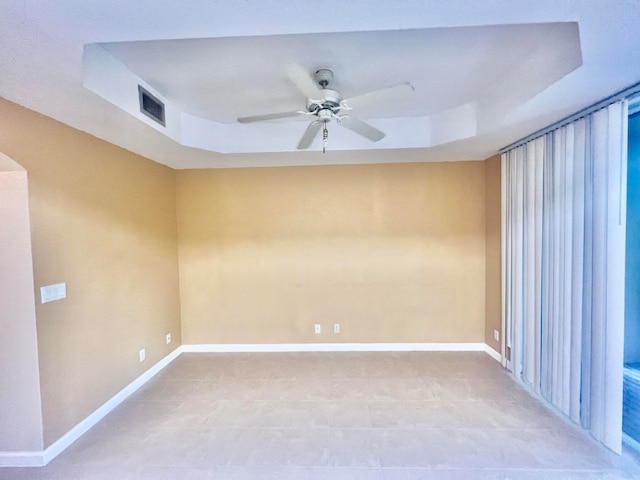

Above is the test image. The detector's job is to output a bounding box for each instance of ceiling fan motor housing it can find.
[314,69,334,88]
[316,109,334,122]
[306,89,343,114]
[237,65,392,149]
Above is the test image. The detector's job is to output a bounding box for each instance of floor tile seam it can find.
[116,400,555,412]
[199,426,553,432]
[363,399,504,403]
[320,426,568,431]
[150,377,517,383]
[259,466,383,470]
[218,435,385,469]
[152,378,225,382]
[376,466,619,472]
[364,401,373,425]
[128,398,186,403]
[367,425,560,431]
[235,391,541,398]
[186,399,343,404]
[116,425,572,432]
[220,460,384,469]
[232,426,333,431]
[215,426,378,468]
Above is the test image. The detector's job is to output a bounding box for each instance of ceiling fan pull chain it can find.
[323,123,329,153]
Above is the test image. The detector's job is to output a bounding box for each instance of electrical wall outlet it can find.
[166,333,172,345]
[494,329,500,342]
[40,282,66,304]
[314,324,321,334]
[139,348,146,362]
[334,323,340,334]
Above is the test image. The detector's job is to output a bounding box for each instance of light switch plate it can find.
[41,283,66,304]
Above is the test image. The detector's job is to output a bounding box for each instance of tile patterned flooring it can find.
[3,351,640,479]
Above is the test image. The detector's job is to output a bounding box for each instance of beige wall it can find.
[0,155,44,452]
[484,155,502,352]
[177,162,487,344]
[0,93,502,451]
[0,98,181,447]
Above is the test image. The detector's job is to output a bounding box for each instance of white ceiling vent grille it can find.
[138,85,165,126]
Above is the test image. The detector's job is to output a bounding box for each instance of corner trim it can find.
[41,346,183,465]
[182,342,488,353]
[484,344,502,362]
[0,347,186,468]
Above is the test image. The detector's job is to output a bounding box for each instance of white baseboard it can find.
[0,451,45,467]
[623,433,640,455]
[0,346,182,468]
[182,342,489,353]
[484,344,502,362]
[41,346,183,465]
[2,341,503,467]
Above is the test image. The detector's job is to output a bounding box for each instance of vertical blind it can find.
[502,100,628,453]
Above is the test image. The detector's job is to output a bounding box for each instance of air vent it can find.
[138,85,165,126]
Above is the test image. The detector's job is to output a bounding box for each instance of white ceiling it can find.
[2,1,640,168]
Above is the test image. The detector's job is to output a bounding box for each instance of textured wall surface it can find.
[177,162,487,345]
[484,155,502,353]
[0,98,181,447]
[0,156,43,451]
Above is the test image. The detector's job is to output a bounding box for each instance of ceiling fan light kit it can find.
[237,66,413,153]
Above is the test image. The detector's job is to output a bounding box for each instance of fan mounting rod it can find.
[314,69,334,88]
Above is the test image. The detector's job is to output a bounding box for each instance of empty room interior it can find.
[3,1,640,479]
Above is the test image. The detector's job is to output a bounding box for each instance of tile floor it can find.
[3,351,640,479]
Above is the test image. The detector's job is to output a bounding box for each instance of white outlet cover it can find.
[166,333,171,344]
[40,282,66,304]
[494,330,500,341]
[314,324,321,334]
[334,324,340,333]
[139,349,146,362]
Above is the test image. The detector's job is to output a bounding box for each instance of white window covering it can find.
[502,100,628,453]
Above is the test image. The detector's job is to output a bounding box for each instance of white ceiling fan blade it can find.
[297,120,323,149]
[341,82,414,110]
[287,64,321,99]
[237,111,303,123]
[339,116,385,142]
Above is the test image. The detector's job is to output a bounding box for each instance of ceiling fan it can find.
[237,65,414,152]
